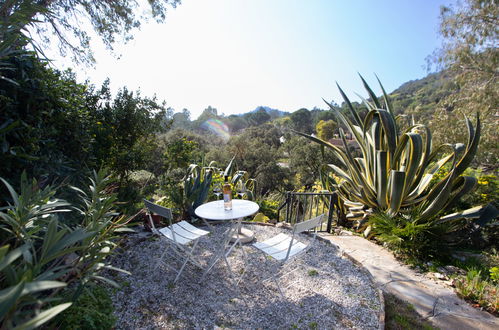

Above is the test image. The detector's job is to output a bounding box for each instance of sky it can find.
[52,0,454,119]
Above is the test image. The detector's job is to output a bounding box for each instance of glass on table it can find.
[213,182,222,200]
[235,180,246,199]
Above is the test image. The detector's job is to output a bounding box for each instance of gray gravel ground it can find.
[108,223,381,329]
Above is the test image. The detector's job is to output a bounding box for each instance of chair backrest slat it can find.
[293,214,325,234]
[144,199,173,219]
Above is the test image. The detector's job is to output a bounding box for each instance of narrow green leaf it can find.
[376,151,388,209]
[375,74,394,116]
[0,244,28,272]
[223,156,236,178]
[113,227,135,233]
[0,177,20,208]
[388,170,406,215]
[103,265,131,275]
[359,73,381,108]
[333,84,363,128]
[21,281,67,296]
[454,114,480,176]
[0,282,25,320]
[90,275,120,288]
[438,204,499,225]
[0,245,10,260]
[403,133,423,197]
[420,166,457,221]
[377,109,398,159]
[444,176,477,210]
[13,302,72,330]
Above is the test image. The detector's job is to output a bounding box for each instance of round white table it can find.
[195,199,259,243]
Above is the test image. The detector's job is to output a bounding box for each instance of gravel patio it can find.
[108,223,382,329]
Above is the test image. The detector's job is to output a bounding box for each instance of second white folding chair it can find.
[252,214,325,298]
[144,199,210,284]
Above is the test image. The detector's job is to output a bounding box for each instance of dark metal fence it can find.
[277,191,341,233]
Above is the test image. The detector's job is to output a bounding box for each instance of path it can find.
[319,233,499,330]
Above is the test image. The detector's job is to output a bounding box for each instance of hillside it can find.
[388,70,457,121]
[247,106,289,119]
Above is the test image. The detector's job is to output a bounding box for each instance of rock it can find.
[443,265,466,276]
[340,230,353,236]
[443,280,455,287]
[429,272,448,280]
[275,222,292,229]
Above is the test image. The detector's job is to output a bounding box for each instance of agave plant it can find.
[297,75,497,232]
[180,164,214,219]
[221,156,257,201]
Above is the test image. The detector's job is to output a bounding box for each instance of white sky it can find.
[48,0,452,119]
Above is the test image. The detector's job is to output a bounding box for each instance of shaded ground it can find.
[384,292,437,330]
[108,224,382,329]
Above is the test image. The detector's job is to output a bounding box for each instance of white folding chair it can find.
[144,199,210,284]
[253,214,325,298]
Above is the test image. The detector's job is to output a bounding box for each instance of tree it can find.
[196,106,218,122]
[316,120,336,141]
[313,109,336,127]
[286,136,336,189]
[290,108,312,133]
[0,54,168,187]
[223,125,291,195]
[172,109,192,130]
[225,114,247,133]
[430,0,498,168]
[95,87,168,180]
[0,0,181,65]
[245,108,271,126]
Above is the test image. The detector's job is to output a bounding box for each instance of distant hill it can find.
[388,70,457,121]
[247,106,289,119]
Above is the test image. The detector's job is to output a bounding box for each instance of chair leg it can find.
[174,255,190,283]
[155,241,174,270]
[272,276,285,300]
[155,237,207,284]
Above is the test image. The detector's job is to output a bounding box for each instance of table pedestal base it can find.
[230,227,254,243]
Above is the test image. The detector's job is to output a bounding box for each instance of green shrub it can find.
[258,197,280,220]
[54,284,116,330]
[454,269,498,314]
[368,211,433,258]
[0,170,129,328]
[490,267,499,283]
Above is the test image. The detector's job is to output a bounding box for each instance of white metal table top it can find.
[195,199,259,221]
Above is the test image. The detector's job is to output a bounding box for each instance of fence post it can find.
[327,194,335,233]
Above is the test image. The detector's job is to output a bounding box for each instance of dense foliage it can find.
[0,54,168,196]
[0,170,129,328]
[54,284,116,329]
[429,0,498,168]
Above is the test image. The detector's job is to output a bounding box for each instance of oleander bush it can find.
[0,169,130,329]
